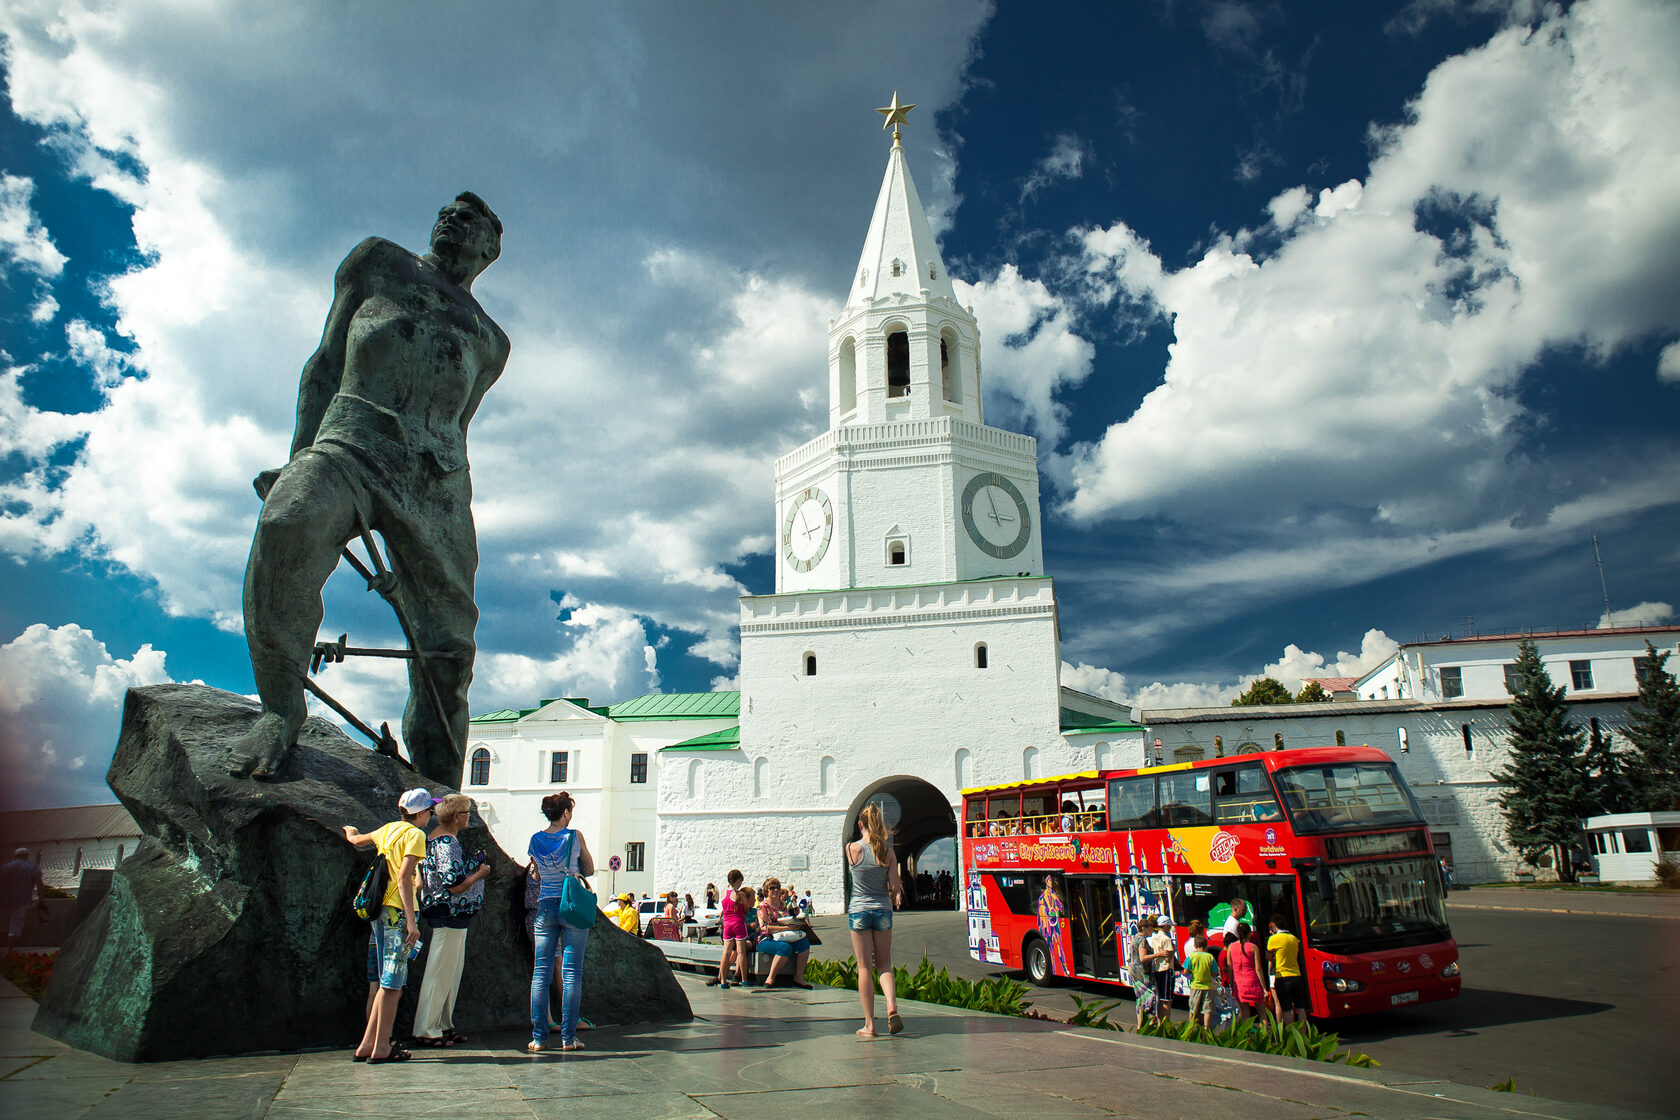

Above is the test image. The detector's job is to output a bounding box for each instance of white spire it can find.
[848,135,956,309]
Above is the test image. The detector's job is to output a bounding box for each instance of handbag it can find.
[554,831,598,928]
[773,929,805,943]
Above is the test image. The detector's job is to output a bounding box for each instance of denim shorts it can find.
[848,909,893,932]
[365,905,409,990]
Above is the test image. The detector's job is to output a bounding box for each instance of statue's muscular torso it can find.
[310,237,509,475]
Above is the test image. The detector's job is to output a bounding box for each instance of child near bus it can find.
[1185,933,1218,1028]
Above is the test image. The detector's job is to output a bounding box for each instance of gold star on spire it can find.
[876,91,915,143]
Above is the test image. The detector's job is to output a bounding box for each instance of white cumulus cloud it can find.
[0,623,176,808]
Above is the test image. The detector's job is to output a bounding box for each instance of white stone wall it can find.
[658,577,1077,906]
[1356,629,1680,702]
[24,837,140,891]
[462,703,732,896]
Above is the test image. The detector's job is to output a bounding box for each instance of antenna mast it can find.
[1592,535,1612,625]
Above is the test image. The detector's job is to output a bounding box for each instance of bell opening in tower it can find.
[887,330,910,397]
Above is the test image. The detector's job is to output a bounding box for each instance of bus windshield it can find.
[1272,761,1423,834]
[1304,856,1451,952]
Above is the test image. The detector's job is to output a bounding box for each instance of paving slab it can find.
[1,965,1669,1120]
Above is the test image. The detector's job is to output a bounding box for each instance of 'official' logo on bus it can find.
[1209,831,1239,863]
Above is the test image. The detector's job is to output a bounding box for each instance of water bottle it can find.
[409,939,424,961]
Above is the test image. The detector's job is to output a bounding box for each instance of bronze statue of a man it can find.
[226,192,510,784]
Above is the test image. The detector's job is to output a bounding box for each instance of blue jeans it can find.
[531,898,589,1044]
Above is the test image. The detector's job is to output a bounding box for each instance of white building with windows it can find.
[464,119,1144,906]
[1140,626,1680,883]
[462,693,736,897]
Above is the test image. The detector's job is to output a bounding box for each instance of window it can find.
[1334,729,1345,746]
[626,842,646,872]
[470,747,490,786]
[1503,662,1522,694]
[837,337,857,413]
[888,540,906,565]
[550,751,568,783]
[1440,666,1463,699]
[941,336,951,401]
[1273,761,1424,833]
[1622,830,1653,854]
[987,872,1033,916]
[1212,764,1282,824]
[1637,656,1661,685]
[886,330,909,396]
[1158,769,1213,827]
[975,642,989,669]
[630,753,648,784]
[1461,723,1473,754]
[891,258,903,278]
[1570,660,1594,690]
[1107,775,1157,829]
[803,652,818,676]
[1273,733,1285,751]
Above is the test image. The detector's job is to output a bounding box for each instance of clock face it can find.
[961,471,1032,559]
[782,486,834,572]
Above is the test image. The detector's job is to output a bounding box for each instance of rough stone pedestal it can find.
[33,683,690,1061]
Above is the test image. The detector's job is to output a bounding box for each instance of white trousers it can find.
[413,924,469,1038]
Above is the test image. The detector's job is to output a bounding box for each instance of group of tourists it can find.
[706,870,818,990]
[1126,898,1307,1029]
[345,789,918,1059]
[342,788,489,1063]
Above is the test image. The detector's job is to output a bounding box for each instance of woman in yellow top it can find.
[343,787,432,1062]
[1266,915,1307,1024]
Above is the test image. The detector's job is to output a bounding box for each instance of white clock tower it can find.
[655,98,1138,911]
[774,105,1045,595]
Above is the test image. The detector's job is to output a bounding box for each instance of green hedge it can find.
[805,957,1377,1067]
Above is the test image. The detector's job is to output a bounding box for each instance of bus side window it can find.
[1107,776,1158,829]
[988,873,1034,915]
[1213,763,1281,823]
[1158,770,1213,828]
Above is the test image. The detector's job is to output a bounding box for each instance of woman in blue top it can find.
[527,791,595,1052]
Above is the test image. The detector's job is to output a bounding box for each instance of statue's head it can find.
[431,191,502,273]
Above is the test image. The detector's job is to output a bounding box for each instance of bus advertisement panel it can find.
[960,746,1460,1018]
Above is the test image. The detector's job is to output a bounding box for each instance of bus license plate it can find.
[1390,990,1419,1006]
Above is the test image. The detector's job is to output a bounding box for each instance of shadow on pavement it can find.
[1336,987,1612,1042]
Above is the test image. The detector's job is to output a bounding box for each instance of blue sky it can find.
[2,0,1676,808]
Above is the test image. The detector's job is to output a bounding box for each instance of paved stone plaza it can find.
[1,969,1665,1119]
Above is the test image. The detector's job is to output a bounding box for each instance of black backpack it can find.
[353,853,388,921]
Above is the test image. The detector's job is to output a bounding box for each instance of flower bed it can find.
[1,952,55,1001]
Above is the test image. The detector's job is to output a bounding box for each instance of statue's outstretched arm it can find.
[288,237,380,459]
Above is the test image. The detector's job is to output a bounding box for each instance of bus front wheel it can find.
[1022,936,1056,986]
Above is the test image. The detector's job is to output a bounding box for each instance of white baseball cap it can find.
[398,788,436,813]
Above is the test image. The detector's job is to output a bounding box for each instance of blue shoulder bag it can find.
[555,831,597,929]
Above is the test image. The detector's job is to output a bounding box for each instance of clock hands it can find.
[985,487,1015,528]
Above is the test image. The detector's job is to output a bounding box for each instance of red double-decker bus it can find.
[961,746,1460,1017]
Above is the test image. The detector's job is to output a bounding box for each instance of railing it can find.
[966,812,1105,838]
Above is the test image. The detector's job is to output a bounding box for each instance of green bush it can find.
[805,955,1032,1016]
[803,956,1377,1068]
[1133,1016,1379,1067]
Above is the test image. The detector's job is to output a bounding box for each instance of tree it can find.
[1231,677,1293,706]
[1623,642,1680,811]
[1579,718,1635,817]
[1296,681,1331,703]
[1491,639,1589,881]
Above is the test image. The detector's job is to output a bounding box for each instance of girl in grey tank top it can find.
[848,841,892,912]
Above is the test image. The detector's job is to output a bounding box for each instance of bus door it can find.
[1067,875,1122,979]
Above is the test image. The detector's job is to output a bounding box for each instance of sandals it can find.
[888,1010,905,1035]
[527,1040,547,1053]
[442,1029,469,1045]
[561,1039,585,1051]
[410,1035,453,1048]
[856,1028,877,1039]
[366,1047,410,1064]
[791,980,814,990]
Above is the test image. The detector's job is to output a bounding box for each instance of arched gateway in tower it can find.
[655,101,1141,909]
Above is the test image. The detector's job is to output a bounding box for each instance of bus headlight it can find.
[1439,961,1460,978]
[1324,978,1366,993]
